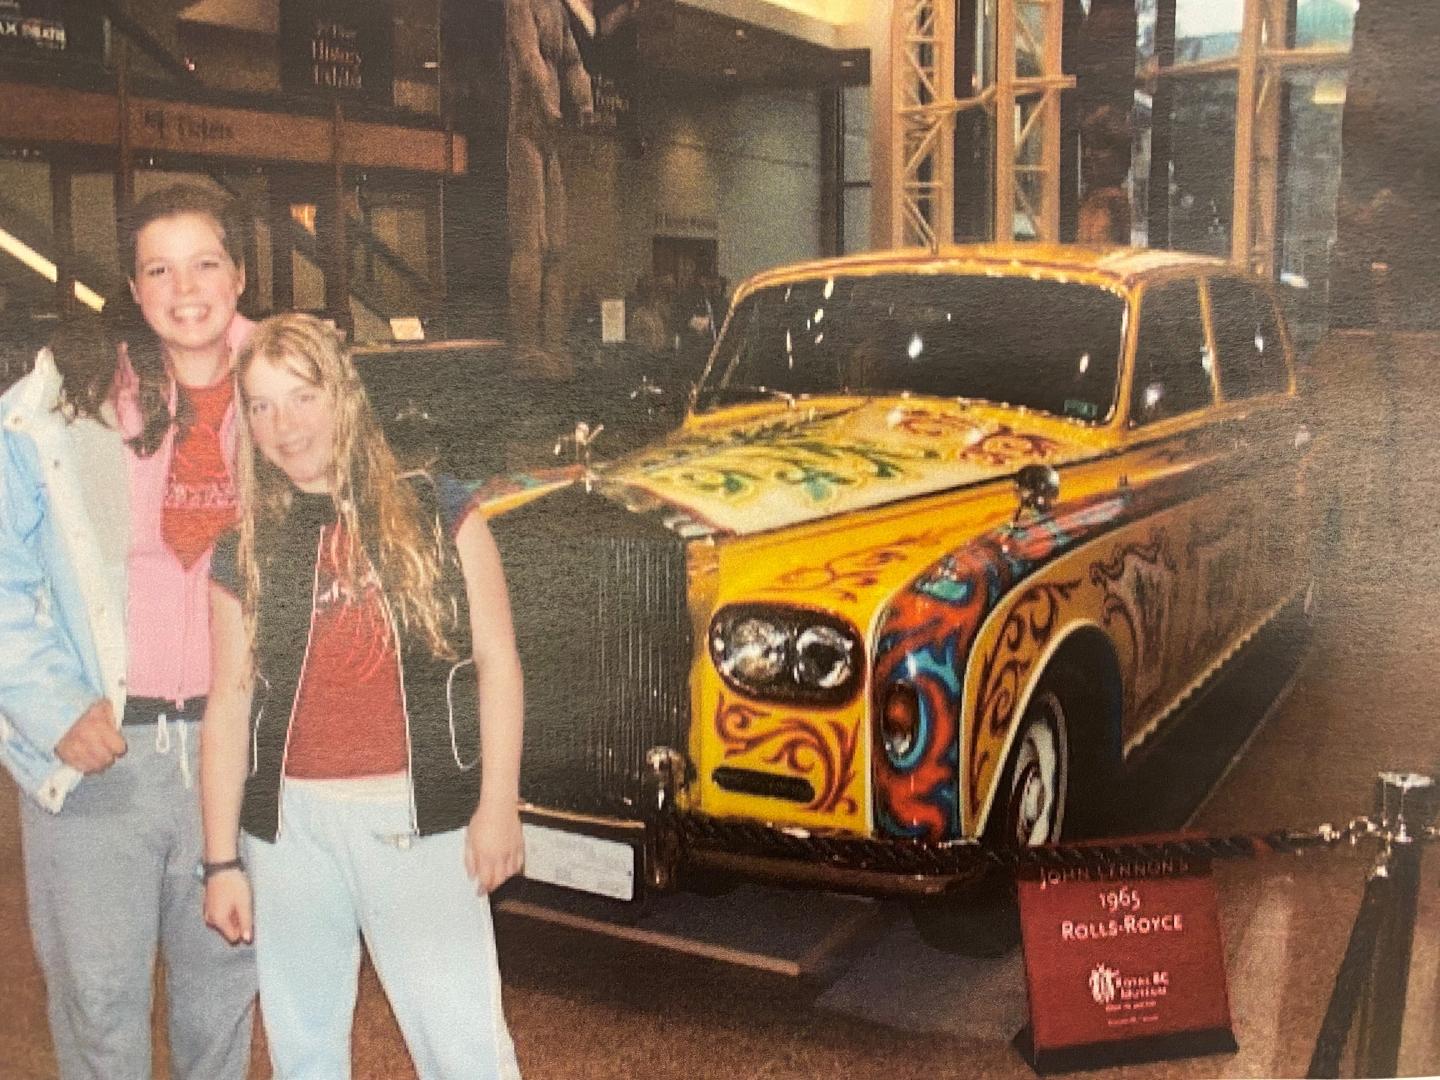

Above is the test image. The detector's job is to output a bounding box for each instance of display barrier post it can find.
[1356,772,1435,1078]
[671,774,1437,1077]
[1307,771,1435,1079]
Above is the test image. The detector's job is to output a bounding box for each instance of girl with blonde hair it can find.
[199,313,524,1079]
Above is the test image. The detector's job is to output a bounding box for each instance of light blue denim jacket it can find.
[0,349,130,811]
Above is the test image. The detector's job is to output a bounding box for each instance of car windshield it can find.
[696,273,1128,423]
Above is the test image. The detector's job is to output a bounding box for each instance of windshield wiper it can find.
[702,384,798,409]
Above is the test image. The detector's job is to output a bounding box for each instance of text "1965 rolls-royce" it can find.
[477,243,1314,950]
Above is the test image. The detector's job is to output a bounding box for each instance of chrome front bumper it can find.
[518,745,993,903]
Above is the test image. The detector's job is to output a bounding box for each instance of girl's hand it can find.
[203,870,254,945]
[465,796,525,895]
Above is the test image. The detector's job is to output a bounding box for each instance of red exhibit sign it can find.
[1014,839,1237,1073]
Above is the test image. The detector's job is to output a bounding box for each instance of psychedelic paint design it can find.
[713,695,862,816]
[871,490,1133,840]
[476,243,1311,906]
[607,399,1086,536]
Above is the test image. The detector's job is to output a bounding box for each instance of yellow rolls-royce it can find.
[481,244,1314,948]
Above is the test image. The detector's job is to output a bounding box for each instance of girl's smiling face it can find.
[242,354,337,494]
[129,211,245,365]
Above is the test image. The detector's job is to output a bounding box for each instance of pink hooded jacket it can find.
[115,314,254,704]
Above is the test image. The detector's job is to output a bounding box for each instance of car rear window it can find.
[1207,277,1290,399]
[697,273,1127,423]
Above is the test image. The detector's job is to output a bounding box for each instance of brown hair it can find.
[51,308,123,423]
[121,183,248,456]
[119,183,247,283]
[234,313,459,660]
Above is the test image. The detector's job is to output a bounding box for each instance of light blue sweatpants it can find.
[19,718,257,1080]
[245,777,520,1080]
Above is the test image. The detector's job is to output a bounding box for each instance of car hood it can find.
[591,397,1102,536]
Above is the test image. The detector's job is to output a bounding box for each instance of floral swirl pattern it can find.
[968,579,1081,810]
[1089,529,1178,669]
[714,696,860,815]
[760,525,960,604]
[647,436,941,506]
[871,490,1137,841]
[887,407,1064,465]
[604,399,1113,536]
[963,429,1065,467]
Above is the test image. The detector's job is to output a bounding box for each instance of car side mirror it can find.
[1014,464,1060,521]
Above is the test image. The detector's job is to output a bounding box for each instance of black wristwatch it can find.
[198,857,245,882]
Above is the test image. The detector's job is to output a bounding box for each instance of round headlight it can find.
[710,605,864,704]
[716,617,789,686]
[794,625,854,690]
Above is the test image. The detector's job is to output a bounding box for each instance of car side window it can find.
[1207,277,1289,399]
[1130,281,1213,425]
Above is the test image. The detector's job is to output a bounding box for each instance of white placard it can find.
[389,316,425,342]
[600,299,626,344]
[521,823,636,901]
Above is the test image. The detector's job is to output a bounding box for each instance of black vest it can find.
[240,483,480,843]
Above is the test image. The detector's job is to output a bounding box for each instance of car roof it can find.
[738,243,1237,298]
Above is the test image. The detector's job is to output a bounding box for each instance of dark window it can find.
[697,274,1126,423]
[1130,281,1213,424]
[1207,277,1289,399]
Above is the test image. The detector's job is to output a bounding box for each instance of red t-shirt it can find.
[161,379,238,569]
[284,523,410,779]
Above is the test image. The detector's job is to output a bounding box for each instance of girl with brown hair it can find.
[0,182,257,1079]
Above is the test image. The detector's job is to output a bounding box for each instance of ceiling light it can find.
[723,67,738,76]
[0,228,105,311]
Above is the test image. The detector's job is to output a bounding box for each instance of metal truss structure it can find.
[1148,0,1348,276]
[891,0,956,249]
[888,0,1352,276]
[991,0,1072,245]
[890,0,1073,250]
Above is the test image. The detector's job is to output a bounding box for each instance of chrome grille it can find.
[489,488,691,816]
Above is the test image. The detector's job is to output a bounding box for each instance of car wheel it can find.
[909,878,1021,959]
[1001,685,1069,847]
[910,664,1091,957]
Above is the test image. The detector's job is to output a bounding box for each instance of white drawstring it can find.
[178,721,192,790]
[153,712,194,789]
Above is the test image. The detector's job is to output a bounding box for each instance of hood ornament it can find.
[554,420,605,492]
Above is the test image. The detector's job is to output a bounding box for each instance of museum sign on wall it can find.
[279,0,393,102]
[0,0,102,61]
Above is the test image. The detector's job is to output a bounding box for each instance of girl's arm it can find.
[455,511,525,894]
[200,583,256,944]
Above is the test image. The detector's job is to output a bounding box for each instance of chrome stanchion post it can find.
[1356,772,1436,1078]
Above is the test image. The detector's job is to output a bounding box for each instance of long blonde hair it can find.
[234,314,458,660]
